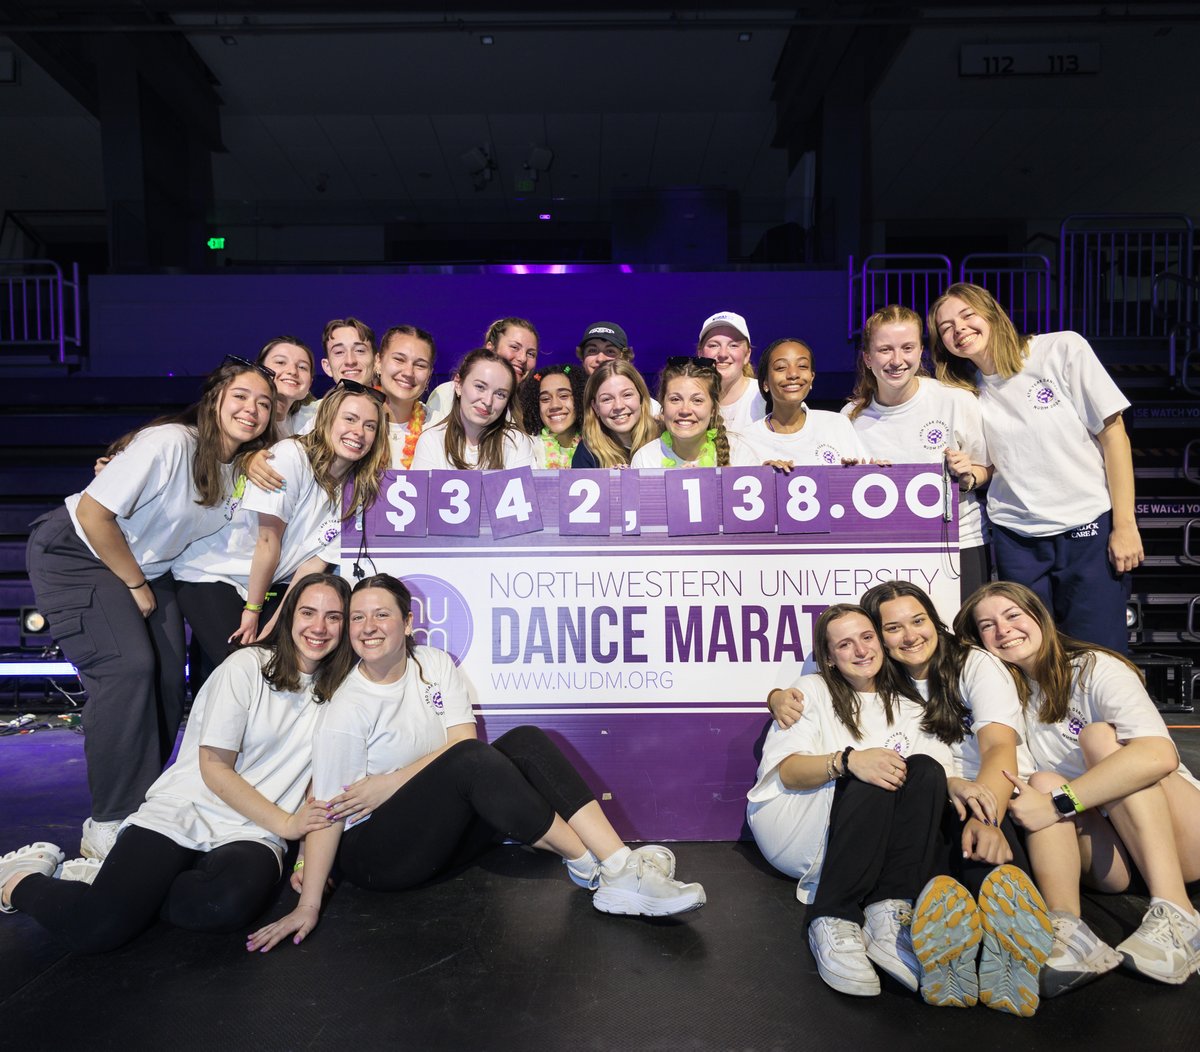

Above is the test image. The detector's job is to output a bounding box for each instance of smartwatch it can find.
[1051,784,1083,819]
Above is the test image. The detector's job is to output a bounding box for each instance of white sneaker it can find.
[808,916,881,997]
[592,852,704,917]
[1,842,65,913]
[1041,911,1122,998]
[58,856,103,885]
[863,899,920,991]
[80,818,122,862]
[566,844,676,891]
[1117,901,1200,985]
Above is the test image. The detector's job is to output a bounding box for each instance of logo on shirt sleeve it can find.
[318,517,341,545]
[1060,705,1088,745]
[425,686,445,716]
[1026,378,1060,410]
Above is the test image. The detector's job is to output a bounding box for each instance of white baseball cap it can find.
[698,311,751,344]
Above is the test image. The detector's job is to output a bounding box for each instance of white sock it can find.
[1150,896,1200,924]
[599,846,632,875]
[564,850,598,883]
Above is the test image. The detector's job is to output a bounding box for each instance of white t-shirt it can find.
[911,648,1034,781]
[411,420,538,471]
[977,332,1130,536]
[746,674,953,900]
[125,647,322,867]
[280,400,319,438]
[1022,651,1200,789]
[66,423,236,581]
[630,431,765,469]
[843,378,990,547]
[423,381,455,426]
[172,438,342,597]
[311,648,476,801]
[718,381,768,435]
[743,409,869,467]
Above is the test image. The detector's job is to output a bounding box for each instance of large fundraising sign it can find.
[342,464,961,840]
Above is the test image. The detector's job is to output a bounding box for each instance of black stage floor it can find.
[2,725,1198,1052]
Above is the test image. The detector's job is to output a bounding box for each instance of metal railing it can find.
[1059,213,1194,341]
[0,260,82,365]
[960,253,1053,334]
[847,254,952,341]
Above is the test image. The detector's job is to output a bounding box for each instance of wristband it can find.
[1059,782,1085,813]
[244,602,264,613]
[127,579,148,590]
[292,860,305,872]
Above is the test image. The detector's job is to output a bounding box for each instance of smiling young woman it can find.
[25,358,277,861]
[572,359,662,470]
[929,283,1142,651]
[844,306,993,601]
[957,581,1200,992]
[411,348,538,470]
[173,382,388,675]
[245,574,706,952]
[0,574,353,953]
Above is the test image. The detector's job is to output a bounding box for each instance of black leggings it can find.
[176,580,285,691]
[808,753,947,925]
[11,825,280,954]
[339,726,596,892]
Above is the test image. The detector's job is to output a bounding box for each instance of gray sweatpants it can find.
[26,507,187,822]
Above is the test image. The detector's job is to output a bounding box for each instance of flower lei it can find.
[661,428,718,468]
[398,401,425,468]
[539,427,580,468]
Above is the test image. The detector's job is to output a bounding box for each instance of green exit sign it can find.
[206,236,226,250]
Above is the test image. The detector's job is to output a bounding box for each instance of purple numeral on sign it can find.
[369,471,429,541]
[559,471,612,535]
[720,467,777,534]
[428,471,482,536]
[665,470,721,536]
[482,468,544,538]
[775,471,832,534]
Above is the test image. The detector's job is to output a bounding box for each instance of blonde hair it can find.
[299,386,388,521]
[581,360,662,468]
[847,305,928,419]
[928,283,1029,393]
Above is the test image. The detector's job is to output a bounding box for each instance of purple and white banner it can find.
[343,464,961,840]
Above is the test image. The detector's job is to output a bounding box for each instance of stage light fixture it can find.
[19,606,49,649]
[480,34,495,45]
[738,32,752,43]
[1125,598,1143,644]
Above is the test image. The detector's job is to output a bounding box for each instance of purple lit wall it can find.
[88,269,849,382]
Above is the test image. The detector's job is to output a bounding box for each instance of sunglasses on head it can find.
[666,355,719,372]
[335,378,386,405]
[223,354,276,381]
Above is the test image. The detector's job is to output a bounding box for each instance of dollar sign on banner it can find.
[386,476,417,532]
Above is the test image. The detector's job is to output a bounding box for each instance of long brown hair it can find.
[581,360,662,468]
[657,358,731,466]
[954,581,1141,723]
[861,581,969,744]
[257,572,354,703]
[813,604,921,741]
[928,282,1029,393]
[104,360,276,508]
[846,305,928,420]
[443,348,520,469]
[297,385,388,521]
